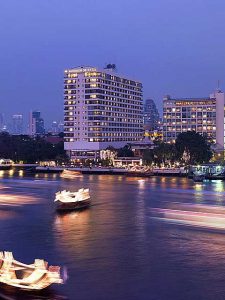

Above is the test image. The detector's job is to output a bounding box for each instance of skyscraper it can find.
[144,99,160,131]
[29,111,45,136]
[12,114,23,135]
[64,65,143,159]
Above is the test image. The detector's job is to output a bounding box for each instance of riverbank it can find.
[4,165,225,180]
[11,165,187,177]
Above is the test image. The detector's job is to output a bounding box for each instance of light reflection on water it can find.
[0,194,41,206]
[54,210,92,259]
[0,209,17,220]
[0,172,225,299]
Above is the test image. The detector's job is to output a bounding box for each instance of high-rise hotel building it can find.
[64,66,143,158]
[163,90,225,148]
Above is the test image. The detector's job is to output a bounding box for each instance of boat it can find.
[60,169,82,179]
[127,166,153,177]
[0,251,64,290]
[0,159,13,170]
[55,188,91,211]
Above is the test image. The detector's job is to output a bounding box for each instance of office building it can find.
[12,114,23,135]
[29,111,45,136]
[64,65,143,159]
[144,99,160,131]
[163,90,225,148]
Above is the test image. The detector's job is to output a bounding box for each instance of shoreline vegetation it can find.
[0,131,216,171]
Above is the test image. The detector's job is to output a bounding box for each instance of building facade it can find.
[64,66,143,159]
[163,90,225,148]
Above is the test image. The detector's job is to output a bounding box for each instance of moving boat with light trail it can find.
[151,203,225,232]
[60,169,82,179]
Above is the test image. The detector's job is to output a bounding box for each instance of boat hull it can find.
[56,199,91,211]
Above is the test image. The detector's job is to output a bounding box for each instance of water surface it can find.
[0,172,225,300]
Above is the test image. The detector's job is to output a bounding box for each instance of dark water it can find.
[1,171,225,300]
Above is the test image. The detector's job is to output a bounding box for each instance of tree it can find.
[142,149,154,165]
[153,142,177,166]
[175,131,212,165]
[117,145,134,157]
[0,133,68,163]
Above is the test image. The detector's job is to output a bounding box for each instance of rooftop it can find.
[64,65,142,84]
[163,97,213,102]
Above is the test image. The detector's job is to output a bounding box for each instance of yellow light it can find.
[9,170,14,176]
[19,170,24,177]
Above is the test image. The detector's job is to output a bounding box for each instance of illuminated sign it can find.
[66,67,97,73]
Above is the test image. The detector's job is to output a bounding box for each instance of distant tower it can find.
[51,121,59,134]
[12,114,23,135]
[29,111,45,136]
[144,99,160,131]
[58,121,64,133]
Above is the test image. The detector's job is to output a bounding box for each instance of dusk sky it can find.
[1,0,225,126]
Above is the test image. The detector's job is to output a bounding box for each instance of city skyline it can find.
[0,110,63,135]
[1,0,225,120]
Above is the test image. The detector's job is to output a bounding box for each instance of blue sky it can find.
[1,0,225,125]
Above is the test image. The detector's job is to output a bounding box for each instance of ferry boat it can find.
[0,251,64,290]
[55,188,91,211]
[0,159,13,170]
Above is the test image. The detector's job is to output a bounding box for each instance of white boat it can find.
[0,251,64,290]
[55,188,91,211]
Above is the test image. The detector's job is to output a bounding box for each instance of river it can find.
[0,171,225,300]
